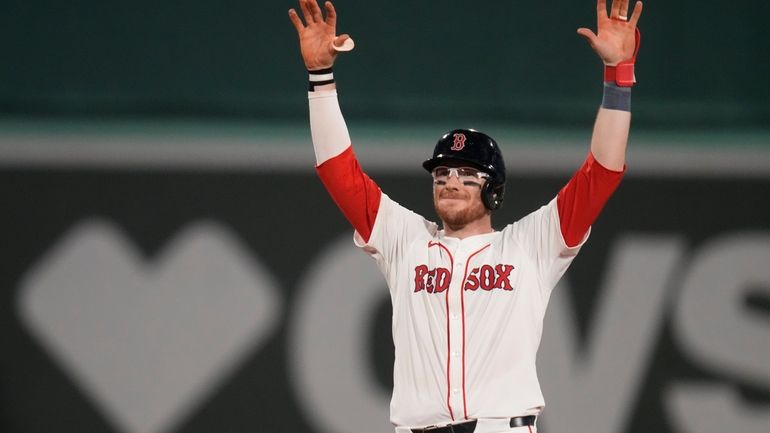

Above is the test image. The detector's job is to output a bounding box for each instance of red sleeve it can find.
[316,146,382,243]
[557,152,625,247]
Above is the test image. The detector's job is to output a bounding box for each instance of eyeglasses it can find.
[431,166,490,186]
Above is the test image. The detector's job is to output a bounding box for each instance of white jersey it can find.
[355,193,587,429]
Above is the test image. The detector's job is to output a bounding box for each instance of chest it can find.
[391,237,545,343]
[409,237,533,285]
[397,238,540,308]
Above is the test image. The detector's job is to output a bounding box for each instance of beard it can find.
[434,189,488,230]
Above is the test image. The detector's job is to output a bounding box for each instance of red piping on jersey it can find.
[316,146,382,243]
[528,426,533,433]
[428,241,455,421]
[459,244,491,420]
[556,151,624,247]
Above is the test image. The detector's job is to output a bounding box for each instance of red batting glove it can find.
[604,28,641,87]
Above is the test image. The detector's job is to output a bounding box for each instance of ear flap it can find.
[482,181,505,211]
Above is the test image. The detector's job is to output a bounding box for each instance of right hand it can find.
[288,0,352,71]
[577,0,642,66]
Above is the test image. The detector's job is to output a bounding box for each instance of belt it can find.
[411,416,536,433]
[509,416,537,428]
[411,420,476,433]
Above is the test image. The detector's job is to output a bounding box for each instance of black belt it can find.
[509,415,537,428]
[411,416,536,433]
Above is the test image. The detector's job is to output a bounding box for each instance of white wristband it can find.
[309,68,334,91]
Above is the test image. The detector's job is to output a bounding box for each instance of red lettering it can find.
[415,266,452,294]
[426,269,436,293]
[435,268,450,293]
[451,133,467,151]
[494,264,514,290]
[480,265,495,290]
[414,265,428,292]
[464,268,480,291]
[463,263,516,292]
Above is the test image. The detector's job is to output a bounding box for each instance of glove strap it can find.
[604,28,641,87]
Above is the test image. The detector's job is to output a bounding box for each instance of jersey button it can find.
[452,388,460,395]
[451,313,460,320]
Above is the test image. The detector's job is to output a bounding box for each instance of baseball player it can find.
[289,0,643,432]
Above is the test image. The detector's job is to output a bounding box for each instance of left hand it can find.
[288,0,352,71]
[577,0,643,66]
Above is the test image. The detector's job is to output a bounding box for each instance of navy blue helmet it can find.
[423,128,506,210]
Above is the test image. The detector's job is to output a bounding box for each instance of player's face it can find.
[432,166,489,228]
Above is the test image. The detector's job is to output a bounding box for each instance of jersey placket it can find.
[447,244,469,420]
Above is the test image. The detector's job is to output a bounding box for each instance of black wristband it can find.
[309,68,334,91]
[309,67,333,75]
[601,82,632,112]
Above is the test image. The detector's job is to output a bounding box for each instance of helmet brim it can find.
[422,154,498,178]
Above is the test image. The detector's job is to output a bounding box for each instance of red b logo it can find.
[451,133,466,151]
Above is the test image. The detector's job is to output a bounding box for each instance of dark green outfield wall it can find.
[0,0,768,128]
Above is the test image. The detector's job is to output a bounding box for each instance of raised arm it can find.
[557,0,643,246]
[578,0,643,169]
[289,0,381,242]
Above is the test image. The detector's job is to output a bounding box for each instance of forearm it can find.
[556,82,631,246]
[308,73,348,165]
[308,78,382,242]
[590,83,631,170]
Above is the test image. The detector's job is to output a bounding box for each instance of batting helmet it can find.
[422,128,506,210]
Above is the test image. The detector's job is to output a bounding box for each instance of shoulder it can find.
[501,198,559,236]
[356,193,439,253]
[378,193,439,235]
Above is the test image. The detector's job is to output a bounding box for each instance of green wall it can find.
[1,0,768,128]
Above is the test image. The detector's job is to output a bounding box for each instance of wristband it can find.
[601,82,631,112]
[604,28,641,87]
[309,68,334,91]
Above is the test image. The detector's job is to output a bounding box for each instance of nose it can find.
[444,174,463,189]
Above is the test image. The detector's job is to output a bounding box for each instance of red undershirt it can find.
[316,146,624,247]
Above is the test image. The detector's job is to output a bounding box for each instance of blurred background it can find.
[1,1,768,433]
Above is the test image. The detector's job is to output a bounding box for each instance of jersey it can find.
[355,194,583,427]
[308,89,624,430]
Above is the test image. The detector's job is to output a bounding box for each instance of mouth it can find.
[439,193,467,201]
[437,196,469,210]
